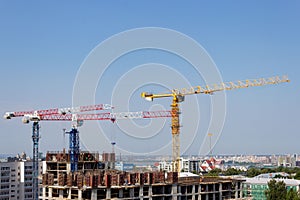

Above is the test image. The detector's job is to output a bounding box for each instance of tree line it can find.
[205,166,300,179]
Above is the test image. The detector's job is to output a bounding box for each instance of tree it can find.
[286,188,300,200]
[265,179,287,200]
[246,167,260,177]
[224,168,241,176]
[206,168,222,176]
[294,172,300,180]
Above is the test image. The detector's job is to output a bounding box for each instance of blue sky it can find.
[0,1,299,156]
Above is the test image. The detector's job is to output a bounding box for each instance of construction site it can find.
[3,75,289,200]
[41,150,244,200]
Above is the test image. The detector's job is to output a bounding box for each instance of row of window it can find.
[25,194,32,198]
[0,185,9,189]
[24,178,32,181]
[0,191,9,195]
[1,165,33,171]
[1,184,16,189]
[0,196,19,200]
[24,189,32,193]
[0,172,10,177]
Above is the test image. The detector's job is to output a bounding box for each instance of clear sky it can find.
[0,1,299,157]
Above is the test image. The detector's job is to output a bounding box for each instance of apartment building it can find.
[0,157,42,200]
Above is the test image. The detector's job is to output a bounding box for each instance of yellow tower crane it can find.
[141,75,290,173]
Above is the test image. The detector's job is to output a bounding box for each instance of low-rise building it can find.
[243,178,300,200]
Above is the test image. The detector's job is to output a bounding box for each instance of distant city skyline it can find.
[0,1,299,156]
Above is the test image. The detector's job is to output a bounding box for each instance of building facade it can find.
[1,160,32,200]
[0,159,42,200]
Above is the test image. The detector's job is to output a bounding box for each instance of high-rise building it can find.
[0,157,42,200]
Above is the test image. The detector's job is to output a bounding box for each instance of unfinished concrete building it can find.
[41,151,245,200]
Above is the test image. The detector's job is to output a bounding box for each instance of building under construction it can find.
[3,76,289,200]
[41,150,245,200]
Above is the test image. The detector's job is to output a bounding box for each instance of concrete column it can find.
[192,185,195,200]
[130,188,134,198]
[213,184,215,199]
[106,188,111,199]
[219,183,222,200]
[172,184,178,200]
[42,187,46,200]
[119,189,123,198]
[235,182,238,200]
[48,188,52,198]
[78,190,82,200]
[91,189,97,200]
[68,188,71,199]
[239,188,243,199]
[139,186,143,200]
[205,185,208,200]
[149,185,152,200]
[59,189,63,199]
[199,184,202,200]
[177,185,181,200]
[239,184,243,200]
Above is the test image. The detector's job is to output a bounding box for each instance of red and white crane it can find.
[4,104,114,200]
[3,103,114,119]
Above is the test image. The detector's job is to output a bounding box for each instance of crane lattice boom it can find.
[21,110,174,123]
[172,75,289,95]
[3,104,113,119]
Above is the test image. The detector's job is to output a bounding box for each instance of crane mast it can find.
[32,122,39,200]
[141,75,290,173]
